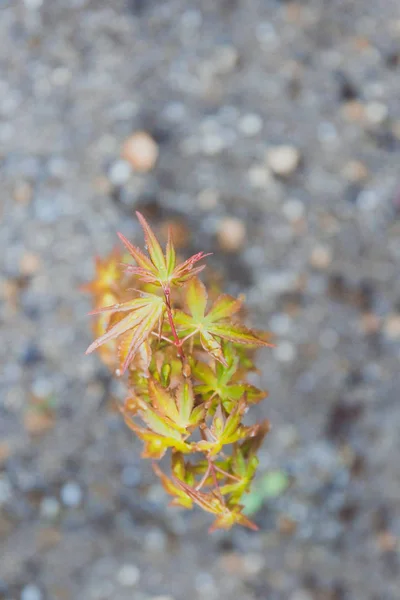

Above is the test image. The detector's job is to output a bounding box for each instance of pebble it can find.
[21,584,43,600]
[383,314,400,340]
[217,218,246,252]
[359,313,381,336]
[121,132,159,172]
[267,145,300,177]
[60,481,83,508]
[13,181,33,205]
[20,253,41,276]
[197,188,220,210]
[342,100,366,122]
[282,198,305,221]
[0,476,12,506]
[40,496,61,520]
[248,165,273,188]
[274,340,296,363]
[309,245,332,270]
[108,160,132,186]
[238,113,263,136]
[342,160,369,183]
[117,564,140,587]
[144,527,167,552]
[201,133,225,156]
[23,0,43,8]
[365,101,388,125]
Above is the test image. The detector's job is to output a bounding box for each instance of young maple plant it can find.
[84,212,273,532]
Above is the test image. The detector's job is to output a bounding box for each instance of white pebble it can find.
[202,134,225,156]
[40,496,60,520]
[117,564,140,587]
[282,198,305,221]
[108,160,132,186]
[60,481,83,508]
[0,476,12,506]
[365,102,388,125]
[21,584,43,600]
[274,341,296,363]
[267,145,300,177]
[24,0,43,8]
[238,113,263,137]
[248,165,273,188]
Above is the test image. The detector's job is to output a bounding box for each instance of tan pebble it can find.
[217,218,246,252]
[24,411,55,436]
[342,160,369,183]
[383,314,400,340]
[20,252,41,276]
[278,515,297,535]
[342,101,366,123]
[310,245,332,270]
[13,181,33,205]
[0,442,11,466]
[377,531,397,553]
[267,145,300,177]
[360,313,381,335]
[37,527,62,551]
[219,552,245,575]
[122,131,159,172]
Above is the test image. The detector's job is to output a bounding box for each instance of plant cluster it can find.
[84,212,273,532]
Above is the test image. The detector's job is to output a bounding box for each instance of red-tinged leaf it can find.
[153,463,193,509]
[171,252,211,285]
[208,507,259,533]
[117,231,156,273]
[173,480,258,532]
[86,294,164,373]
[209,322,273,347]
[173,480,223,515]
[206,294,242,321]
[136,211,167,273]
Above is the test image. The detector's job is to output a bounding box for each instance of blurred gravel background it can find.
[1,1,400,599]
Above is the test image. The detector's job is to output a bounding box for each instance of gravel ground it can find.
[1,1,400,599]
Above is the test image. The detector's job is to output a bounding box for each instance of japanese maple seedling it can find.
[84,212,273,532]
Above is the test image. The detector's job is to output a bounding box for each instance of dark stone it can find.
[326,400,364,440]
[335,71,359,102]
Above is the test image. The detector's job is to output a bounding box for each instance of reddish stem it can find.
[163,287,185,360]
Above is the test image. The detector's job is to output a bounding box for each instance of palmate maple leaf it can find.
[173,479,258,532]
[119,211,210,289]
[174,277,273,364]
[85,292,164,374]
[192,343,266,411]
[194,399,260,457]
[119,396,193,459]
